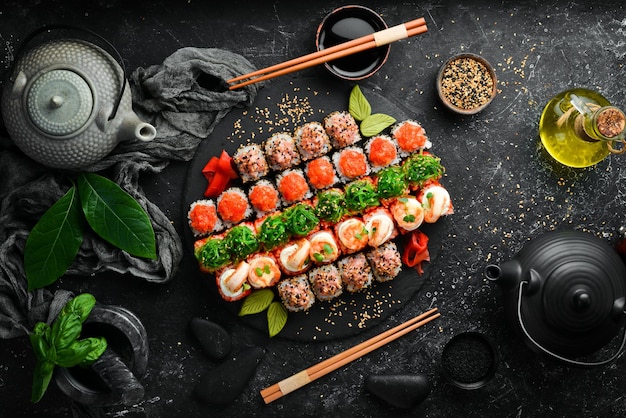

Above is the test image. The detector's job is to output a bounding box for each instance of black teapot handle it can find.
[516,281,626,367]
[9,24,126,121]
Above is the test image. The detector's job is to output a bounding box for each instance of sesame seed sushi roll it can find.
[276,237,313,276]
[375,166,408,200]
[363,207,398,247]
[282,201,320,238]
[264,132,301,171]
[314,188,346,226]
[402,152,445,190]
[338,253,373,293]
[333,146,370,182]
[276,168,312,205]
[308,229,341,265]
[294,121,331,161]
[365,134,400,172]
[334,217,369,254]
[248,179,281,218]
[305,156,338,190]
[215,260,252,302]
[308,264,343,302]
[389,196,424,234]
[247,252,282,289]
[391,120,431,157]
[217,187,251,227]
[223,222,260,262]
[420,184,454,223]
[255,212,290,251]
[277,274,316,312]
[366,241,402,283]
[343,178,379,215]
[188,199,223,237]
[233,143,270,183]
[324,110,361,149]
[194,235,231,273]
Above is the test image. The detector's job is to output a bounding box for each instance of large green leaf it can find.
[25,186,84,291]
[77,173,157,259]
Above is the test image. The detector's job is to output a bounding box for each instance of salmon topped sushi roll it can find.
[248,179,281,217]
[276,237,312,276]
[309,229,340,264]
[363,207,398,247]
[324,111,361,149]
[338,253,373,293]
[305,156,338,190]
[188,199,223,237]
[391,120,431,157]
[277,274,315,312]
[333,146,370,182]
[233,143,270,183]
[217,187,251,227]
[294,121,331,161]
[420,184,453,223]
[264,132,301,171]
[366,241,402,282]
[309,264,343,301]
[216,260,252,301]
[247,252,282,289]
[389,196,424,233]
[365,134,399,172]
[334,217,369,254]
[277,168,311,205]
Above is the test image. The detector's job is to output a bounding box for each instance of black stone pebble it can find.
[189,317,232,360]
[194,346,266,405]
[364,374,431,409]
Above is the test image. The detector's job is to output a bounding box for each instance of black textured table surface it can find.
[2,1,626,417]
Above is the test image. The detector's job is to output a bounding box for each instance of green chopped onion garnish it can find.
[255,267,263,277]
[323,243,334,254]
[313,253,324,262]
[403,214,416,223]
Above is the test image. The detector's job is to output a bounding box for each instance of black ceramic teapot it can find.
[484,230,626,367]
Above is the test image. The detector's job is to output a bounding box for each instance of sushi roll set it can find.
[189,107,452,313]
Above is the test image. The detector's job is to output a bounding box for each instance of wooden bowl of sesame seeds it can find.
[436,53,497,115]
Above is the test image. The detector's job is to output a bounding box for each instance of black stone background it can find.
[1,0,626,417]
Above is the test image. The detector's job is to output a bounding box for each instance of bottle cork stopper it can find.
[597,108,626,138]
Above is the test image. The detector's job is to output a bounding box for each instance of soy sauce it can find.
[318,13,387,78]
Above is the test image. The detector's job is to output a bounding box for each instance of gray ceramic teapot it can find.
[484,230,626,367]
[1,26,156,170]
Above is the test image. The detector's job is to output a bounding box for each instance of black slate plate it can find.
[182,76,447,342]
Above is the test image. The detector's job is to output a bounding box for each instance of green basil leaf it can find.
[267,301,288,338]
[239,289,274,316]
[62,293,96,323]
[360,113,397,137]
[31,360,55,403]
[349,85,371,121]
[81,336,108,365]
[25,186,84,291]
[55,339,93,368]
[30,324,53,362]
[51,311,82,351]
[78,173,157,259]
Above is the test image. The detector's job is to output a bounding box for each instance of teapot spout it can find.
[119,111,157,142]
[484,260,522,290]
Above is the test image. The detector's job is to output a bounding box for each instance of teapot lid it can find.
[27,69,94,136]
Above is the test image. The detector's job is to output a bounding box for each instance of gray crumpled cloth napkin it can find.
[0,47,261,338]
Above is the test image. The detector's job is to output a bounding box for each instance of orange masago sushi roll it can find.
[305,156,338,190]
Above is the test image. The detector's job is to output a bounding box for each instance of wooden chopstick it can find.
[260,307,440,404]
[228,18,428,90]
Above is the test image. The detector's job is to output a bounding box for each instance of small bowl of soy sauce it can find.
[316,5,390,81]
[441,331,498,390]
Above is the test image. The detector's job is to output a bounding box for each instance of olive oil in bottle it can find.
[539,88,626,168]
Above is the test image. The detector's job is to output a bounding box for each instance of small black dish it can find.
[441,331,497,390]
[315,5,390,81]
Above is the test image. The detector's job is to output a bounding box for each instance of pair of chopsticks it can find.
[228,17,428,90]
[260,307,440,404]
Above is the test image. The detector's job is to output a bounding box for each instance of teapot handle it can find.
[8,24,126,122]
[516,281,626,367]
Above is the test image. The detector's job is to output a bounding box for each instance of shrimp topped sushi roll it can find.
[309,229,340,264]
[333,146,370,182]
[217,187,251,227]
[309,264,343,301]
[305,156,338,190]
[365,134,399,172]
[277,168,311,205]
[389,196,424,233]
[247,253,281,289]
[366,241,402,282]
[277,274,316,312]
[248,179,281,218]
[391,120,431,157]
[338,253,373,293]
[233,143,270,183]
[420,184,454,223]
[216,260,252,301]
[264,132,301,171]
[363,207,398,247]
[324,111,361,149]
[188,199,223,237]
[276,238,312,276]
[334,217,369,254]
[294,121,331,161]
